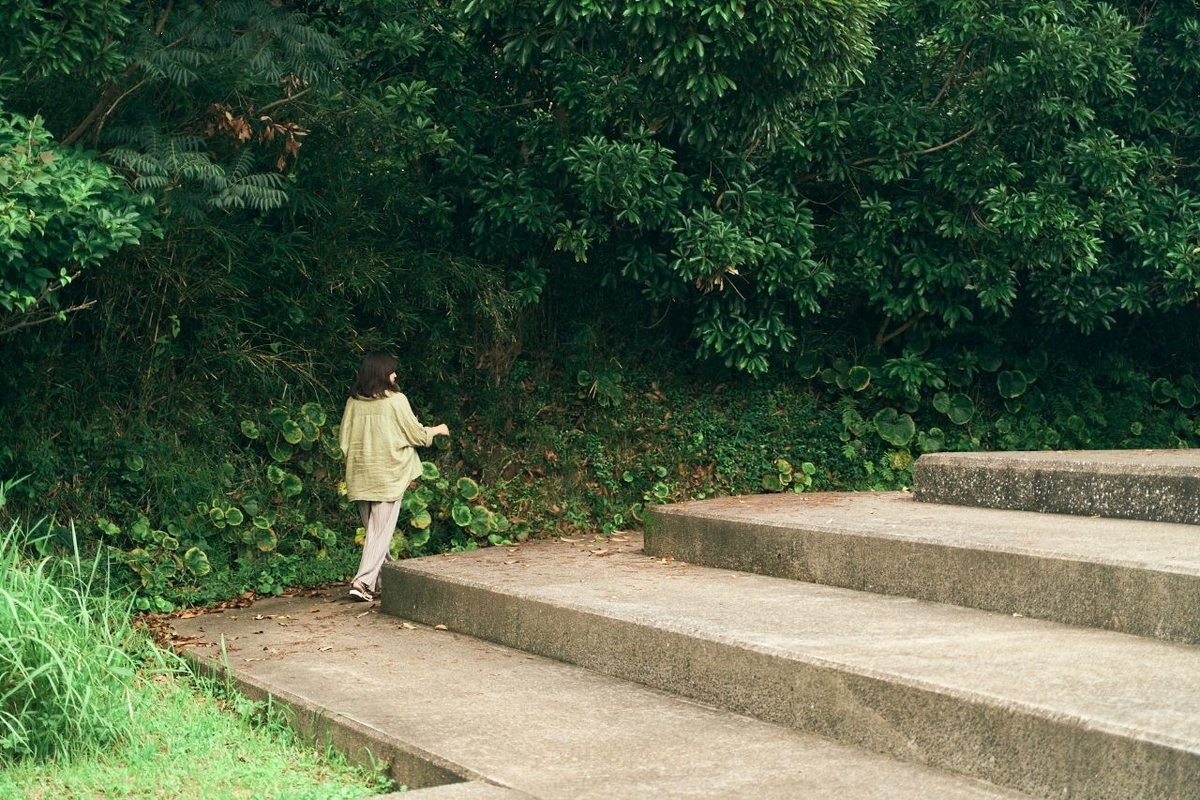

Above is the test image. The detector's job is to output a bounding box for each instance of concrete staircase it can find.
[378,449,1200,798]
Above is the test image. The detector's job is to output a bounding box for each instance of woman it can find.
[339,352,449,602]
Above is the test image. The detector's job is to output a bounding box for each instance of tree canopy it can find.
[2,0,1199,607]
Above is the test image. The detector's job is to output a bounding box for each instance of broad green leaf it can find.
[846,365,871,391]
[873,408,916,446]
[300,402,327,427]
[255,527,278,552]
[281,419,303,445]
[279,473,303,498]
[997,370,1028,399]
[946,394,975,426]
[184,547,211,576]
[456,476,480,500]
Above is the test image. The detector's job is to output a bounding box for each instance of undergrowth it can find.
[0,490,392,798]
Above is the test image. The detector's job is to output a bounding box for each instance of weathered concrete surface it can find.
[170,590,1024,799]
[382,534,1200,799]
[644,491,1200,643]
[912,449,1200,524]
[372,783,530,799]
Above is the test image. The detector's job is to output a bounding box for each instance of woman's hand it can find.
[432,423,450,437]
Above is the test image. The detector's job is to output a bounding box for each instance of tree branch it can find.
[0,300,96,338]
[875,312,925,349]
[62,0,175,146]
[851,126,978,169]
[257,87,314,116]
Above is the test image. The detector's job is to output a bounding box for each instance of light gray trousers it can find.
[353,498,402,592]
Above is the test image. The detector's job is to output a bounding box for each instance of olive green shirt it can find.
[339,392,435,501]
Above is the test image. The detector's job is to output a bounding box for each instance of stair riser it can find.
[644,512,1200,645]
[912,460,1200,526]
[381,571,1199,800]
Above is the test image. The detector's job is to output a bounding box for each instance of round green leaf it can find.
[451,503,472,527]
[917,427,945,453]
[975,348,1004,373]
[762,474,784,492]
[946,393,975,425]
[267,464,286,484]
[267,440,294,463]
[184,547,211,576]
[873,408,916,447]
[794,352,823,379]
[124,454,145,472]
[1150,378,1176,404]
[298,419,320,443]
[469,507,492,536]
[846,365,871,392]
[300,402,327,427]
[996,370,1028,399]
[225,507,244,526]
[932,392,951,414]
[255,528,278,552]
[421,461,440,481]
[409,527,431,548]
[409,509,432,529]
[240,420,261,440]
[1021,351,1049,372]
[281,419,303,445]
[279,473,303,498]
[456,476,480,500]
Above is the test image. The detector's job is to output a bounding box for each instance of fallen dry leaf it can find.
[434,624,448,631]
[399,622,417,630]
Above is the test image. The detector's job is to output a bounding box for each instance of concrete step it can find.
[911,449,1200,524]
[169,592,1025,799]
[643,491,1200,644]
[380,534,1200,799]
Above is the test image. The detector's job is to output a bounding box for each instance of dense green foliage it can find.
[0,492,392,794]
[1,0,1198,610]
[0,481,165,762]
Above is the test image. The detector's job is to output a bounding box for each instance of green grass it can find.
[0,671,394,800]
[0,496,393,800]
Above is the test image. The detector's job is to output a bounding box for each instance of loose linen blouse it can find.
[339,392,436,501]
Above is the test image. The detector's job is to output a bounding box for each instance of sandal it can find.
[348,582,374,602]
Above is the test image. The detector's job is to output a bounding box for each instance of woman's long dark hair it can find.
[351,352,400,399]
